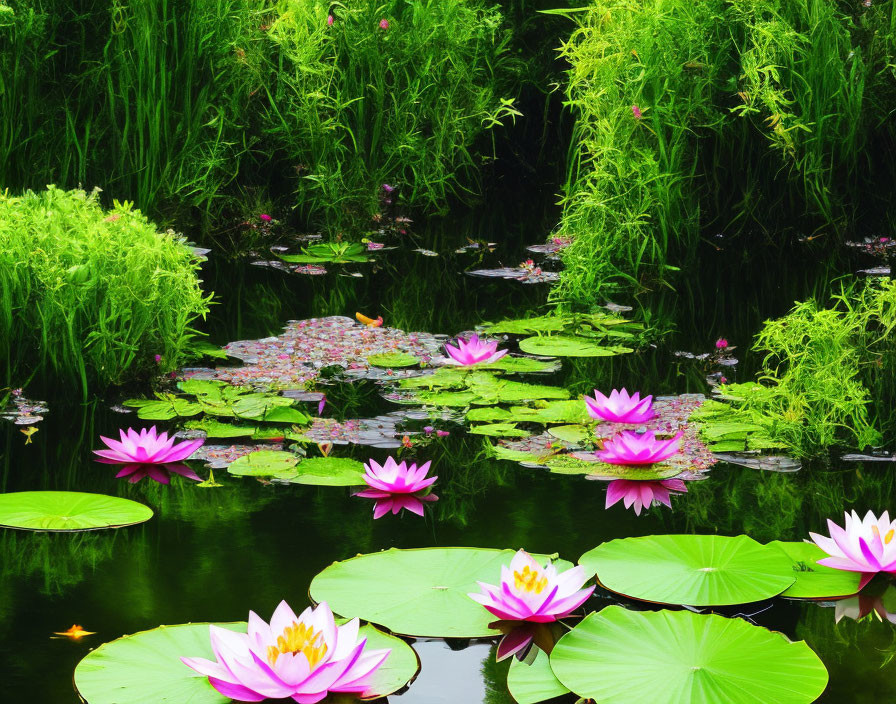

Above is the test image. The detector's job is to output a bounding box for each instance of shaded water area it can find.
[2,201,894,703]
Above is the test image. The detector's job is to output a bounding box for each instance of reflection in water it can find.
[114,462,202,484]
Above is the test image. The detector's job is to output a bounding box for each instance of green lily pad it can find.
[546,425,590,444]
[291,457,367,486]
[507,649,570,704]
[507,401,591,424]
[73,621,418,704]
[489,445,553,463]
[227,452,365,487]
[540,456,682,480]
[579,534,795,605]
[484,315,569,335]
[468,423,531,438]
[227,450,300,477]
[768,540,862,598]
[413,390,479,407]
[0,491,153,531]
[518,336,631,358]
[466,407,512,422]
[184,419,286,440]
[260,405,312,424]
[549,606,828,704]
[368,352,420,368]
[123,397,203,420]
[310,547,572,638]
[477,357,559,373]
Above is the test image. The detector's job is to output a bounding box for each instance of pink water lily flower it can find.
[355,457,438,518]
[605,478,687,515]
[94,427,204,465]
[596,430,682,465]
[585,388,655,424]
[444,335,507,366]
[182,600,390,703]
[469,550,594,660]
[809,510,896,589]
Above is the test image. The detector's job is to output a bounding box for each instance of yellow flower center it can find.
[872,525,895,545]
[266,621,328,668]
[514,565,549,594]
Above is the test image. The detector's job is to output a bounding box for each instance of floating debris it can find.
[1,390,48,425]
[184,316,446,389]
[413,248,439,257]
[252,260,328,276]
[467,265,559,284]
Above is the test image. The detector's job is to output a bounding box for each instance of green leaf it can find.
[73,621,418,704]
[466,407,512,422]
[579,534,795,606]
[507,649,570,704]
[549,606,828,704]
[518,335,632,357]
[368,352,420,368]
[0,491,153,531]
[310,548,573,638]
[507,401,591,424]
[768,540,862,598]
[546,424,589,444]
[262,405,312,424]
[290,457,366,486]
[468,423,530,438]
[540,455,682,480]
[484,315,569,335]
[123,397,203,420]
[227,450,300,477]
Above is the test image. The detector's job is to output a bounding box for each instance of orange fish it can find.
[355,312,384,328]
[52,625,96,639]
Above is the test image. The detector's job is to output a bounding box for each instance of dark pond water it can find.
[2,203,894,703]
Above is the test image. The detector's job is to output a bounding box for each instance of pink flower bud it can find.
[259,213,272,222]
[632,105,642,120]
[327,14,334,26]
[715,338,728,349]
[379,18,389,30]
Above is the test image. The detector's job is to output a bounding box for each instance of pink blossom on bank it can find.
[327,14,334,26]
[596,430,682,465]
[605,478,687,515]
[379,19,389,30]
[584,388,655,424]
[94,427,204,465]
[632,105,642,120]
[182,601,390,702]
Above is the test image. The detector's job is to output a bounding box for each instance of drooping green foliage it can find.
[0,187,211,391]
[552,0,896,306]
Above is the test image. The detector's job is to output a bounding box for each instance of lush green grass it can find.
[552,0,896,308]
[0,187,211,393]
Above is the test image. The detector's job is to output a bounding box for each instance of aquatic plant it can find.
[0,187,210,393]
[584,388,655,424]
[94,427,204,465]
[596,430,682,465]
[809,510,896,589]
[604,478,687,516]
[444,335,508,366]
[182,600,390,702]
[0,491,153,532]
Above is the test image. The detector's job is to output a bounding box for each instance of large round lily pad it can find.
[73,621,418,704]
[518,336,631,358]
[579,534,795,606]
[310,547,573,638]
[0,491,153,531]
[550,606,828,704]
[768,540,862,599]
[507,649,570,704]
[368,352,420,368]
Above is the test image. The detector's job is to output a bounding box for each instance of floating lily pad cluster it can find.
[490,394,717,481]
[689,394,788,453]
[227,451,367,486]
[183,316,445,389]
[124,379,311,424]
[305,541,836,704]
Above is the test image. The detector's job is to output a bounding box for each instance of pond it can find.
[2,201,894,704]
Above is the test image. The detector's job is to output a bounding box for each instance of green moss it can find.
[0,187,211,393]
